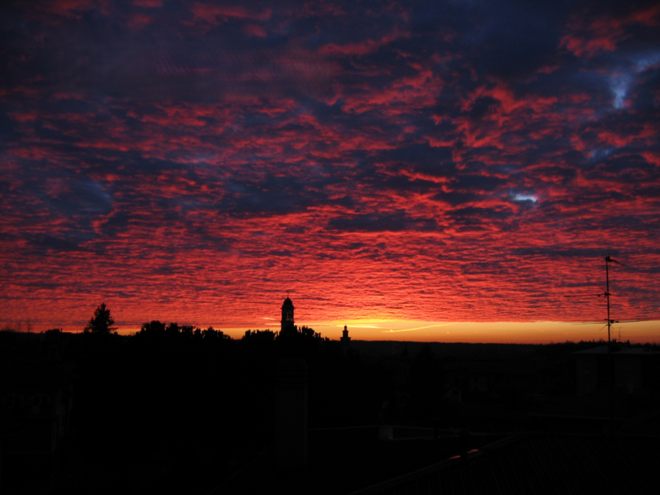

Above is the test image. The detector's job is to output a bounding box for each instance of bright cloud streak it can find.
[383,323,457,333]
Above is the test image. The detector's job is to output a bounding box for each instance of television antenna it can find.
[565,256,634,342]
[604,256,624,345]
[565,256,626,436]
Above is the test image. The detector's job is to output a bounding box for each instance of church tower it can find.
[341,325,350,345]
[341,325,351,357]
[281,297,295,336]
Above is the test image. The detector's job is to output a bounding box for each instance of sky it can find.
[1,0,659,342]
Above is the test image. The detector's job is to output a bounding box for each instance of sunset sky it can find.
[1,1,659,342]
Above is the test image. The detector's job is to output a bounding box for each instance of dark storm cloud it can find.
[328,212,437,233]
[2,2,336,102]
[431,190,479,207]
[510,247,610,258]
[217,170,342,217]
[384,144,454,170]
[25,233,91,254]
[449,206,513,221]
[43,178,112,215]
[461,1,573,80]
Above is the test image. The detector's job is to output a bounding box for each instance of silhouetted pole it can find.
[606,257,611,345]
[606,256,613,436]
[604,255,623,436]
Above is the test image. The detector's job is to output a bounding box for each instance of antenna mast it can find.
[606,256,611,345]
[604,255,624,345]
[604,255,623,437]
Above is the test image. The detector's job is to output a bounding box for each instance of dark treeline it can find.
[136,320,232,340]
[14,323,389,494]
[3,323,659,495]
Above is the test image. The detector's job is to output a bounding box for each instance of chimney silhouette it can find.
[275,358,308,469]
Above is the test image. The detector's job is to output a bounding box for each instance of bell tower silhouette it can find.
[281,296,295,336]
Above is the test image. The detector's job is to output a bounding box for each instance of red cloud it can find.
[320,30,408,56]
[191,2,272,24]
[560,5,660,58]
[127,13,152,30]
[133,0,163,7]
[242,23,267,37]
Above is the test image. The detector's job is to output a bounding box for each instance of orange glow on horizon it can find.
[90,319,659,344]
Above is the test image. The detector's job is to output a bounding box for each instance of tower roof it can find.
[282,297,294,307]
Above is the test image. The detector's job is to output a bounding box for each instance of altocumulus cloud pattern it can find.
[1,0,659,330]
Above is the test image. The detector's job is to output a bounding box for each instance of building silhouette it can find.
[341,325,351,357]
[280,297,296,337]
[341,325,350,345]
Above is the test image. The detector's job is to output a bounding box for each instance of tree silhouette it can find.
[138,320,165,336]
[84,303,117,334]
